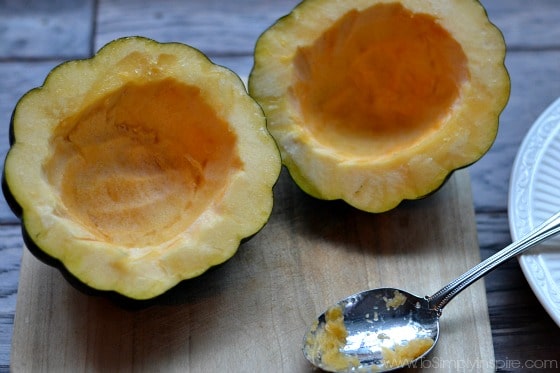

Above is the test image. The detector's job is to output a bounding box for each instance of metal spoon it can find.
[303,211,560,372]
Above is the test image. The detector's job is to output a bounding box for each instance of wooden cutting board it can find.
[10,169,494,372]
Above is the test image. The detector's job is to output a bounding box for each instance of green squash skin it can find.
[4,165,233,310]
[3,160,211,309]
[2,38,278,308]
[4,101,136,306]
[21,225,234,309]
[5,159,267,310]
[3,171,149,308]
[3,109,21,218]
[3,108,269,310]
[2,175,22,219]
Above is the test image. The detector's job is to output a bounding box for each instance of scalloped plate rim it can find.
[508,96,560,328]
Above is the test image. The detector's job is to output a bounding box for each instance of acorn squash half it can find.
[3,37,281,301]
[249,0,510,213]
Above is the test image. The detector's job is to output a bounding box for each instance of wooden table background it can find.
[1,0,559,371]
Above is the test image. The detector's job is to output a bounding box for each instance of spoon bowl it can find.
[303,211,560,372]
[304,288,439,372]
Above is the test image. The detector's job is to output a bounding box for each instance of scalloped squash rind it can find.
[3,37,281,301]
[249,0,510,212]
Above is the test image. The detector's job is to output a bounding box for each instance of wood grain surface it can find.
[1,0,560,372]
[11,171,494,372]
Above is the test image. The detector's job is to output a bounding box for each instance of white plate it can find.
[508,97,560,327]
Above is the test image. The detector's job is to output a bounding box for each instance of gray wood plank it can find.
[94,0,560,56]
[1,0,560,370]
[95,0,300,56]
[469,50,560,212]
[0,0,94,59]
[482,0,560,50]
[477,213,560,369]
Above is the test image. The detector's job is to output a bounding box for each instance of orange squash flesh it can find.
[291,3,469,157]
[45,79,242,247]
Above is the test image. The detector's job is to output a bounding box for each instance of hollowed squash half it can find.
[3,37,281,301]
[249,0,510,212]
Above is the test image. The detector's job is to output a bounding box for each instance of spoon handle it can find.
[427,211,560,314]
